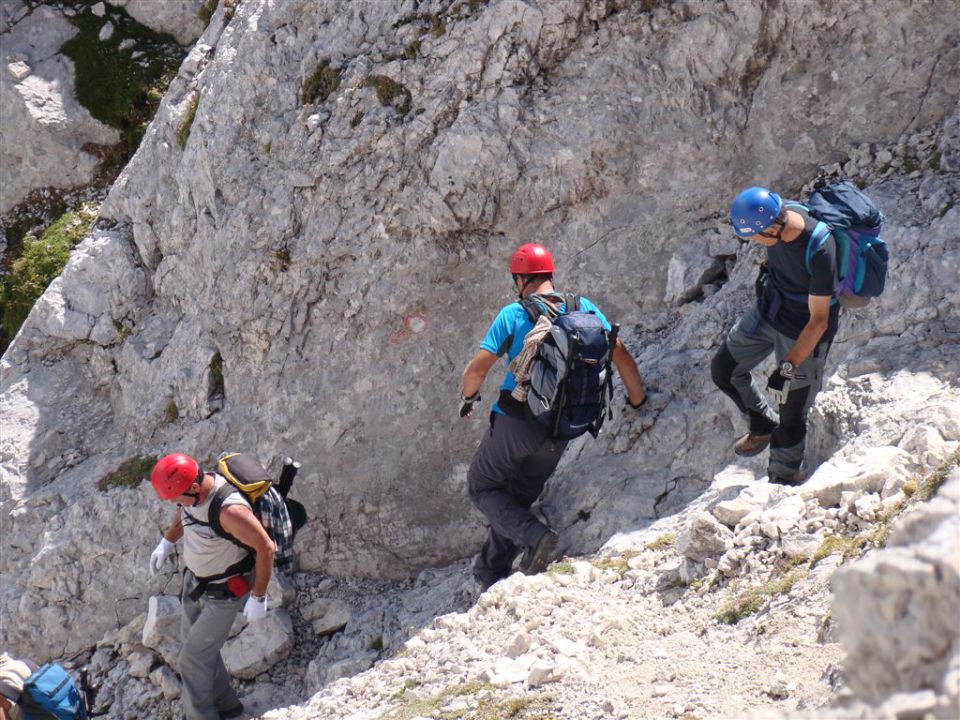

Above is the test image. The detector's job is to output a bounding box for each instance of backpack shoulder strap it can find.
[565,293,580,313]
[208,483,246,542]
[805,221,832,273]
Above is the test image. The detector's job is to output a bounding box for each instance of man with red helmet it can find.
[148,453,275,720]
[458,243,646,591]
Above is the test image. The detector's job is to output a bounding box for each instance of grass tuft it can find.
[97,456,157,491]
[715,573,801,624]
[547,560,575,576]
[1,204,98,351]
[591,556,629,575]
[384,679,489,720]
[913,448,960,502]
[177,93,200,149]
[810,535,865,566]
[645,533,676,551]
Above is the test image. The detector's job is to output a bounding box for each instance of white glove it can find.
[149,537,176,576]
[243,594,268,622]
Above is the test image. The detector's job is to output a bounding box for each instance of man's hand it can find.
[767,368,792,406]
[149,537,175,575]
[243,594,268,622]
[459,391,481,418]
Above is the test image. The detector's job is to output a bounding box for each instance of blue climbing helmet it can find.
[730,187,783,237]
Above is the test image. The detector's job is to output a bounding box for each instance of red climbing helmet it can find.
[509,243,554,275]
[151,453,200,500]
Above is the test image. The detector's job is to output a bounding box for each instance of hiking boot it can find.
[769,471,804,487]
[733,432,772,457]
[519,530,559,576]
[218,703,244,720]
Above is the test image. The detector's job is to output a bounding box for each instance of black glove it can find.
[767,369,791,406]
[459,391,481,418]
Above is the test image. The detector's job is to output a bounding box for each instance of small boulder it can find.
[676,511,734,561]
[222,610,294,679]
[302,597,352,636]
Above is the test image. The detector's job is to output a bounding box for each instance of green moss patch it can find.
[61,3,185,164]
[365,74,412,117]
[591,556,629,575]
[198,0,219,24]
[645,533,676,551]
[914,448,960,502]
[177,93,200,149]
[384,679,489,720]
[302,59,341,105]
[547,560,575,576]
[0,204,98,352]
[97,455,157,491]
[715,573,801,624]
[209,351,225,398]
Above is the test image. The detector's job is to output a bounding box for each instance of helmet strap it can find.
[759,219,785,240]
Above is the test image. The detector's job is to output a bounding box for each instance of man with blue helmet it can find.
[711,187,841,486]
[459,243,646,590]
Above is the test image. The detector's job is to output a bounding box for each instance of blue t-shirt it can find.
[480,295,611,414]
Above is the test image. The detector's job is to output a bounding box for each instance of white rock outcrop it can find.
[106,0,206,45]
[832,470,960,704]
[0,2,119,213]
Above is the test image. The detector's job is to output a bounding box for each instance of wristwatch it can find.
[779,361,795,379]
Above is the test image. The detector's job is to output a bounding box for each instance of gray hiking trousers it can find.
[179,570,246,720]
[467,410,567,587]
[710,304,831,478]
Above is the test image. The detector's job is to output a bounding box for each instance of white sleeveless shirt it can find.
[181,475,250,577]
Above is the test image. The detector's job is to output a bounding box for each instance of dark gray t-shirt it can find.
[760,208,840,341]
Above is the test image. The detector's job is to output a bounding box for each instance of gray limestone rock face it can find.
[0,2,120,213]
[1,0,959,665]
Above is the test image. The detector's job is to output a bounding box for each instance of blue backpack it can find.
[20,664,88,720]
[786,180,888,307]
[521,294,617,440]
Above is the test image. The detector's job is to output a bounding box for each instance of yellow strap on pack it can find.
[217,452,273,503]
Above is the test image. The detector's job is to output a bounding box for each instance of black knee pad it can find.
[711,342,737,390]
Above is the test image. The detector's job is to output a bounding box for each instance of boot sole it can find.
[733,434,772,457]
[521,532,559,575]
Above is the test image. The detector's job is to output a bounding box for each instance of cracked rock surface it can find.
[0,3,958,717]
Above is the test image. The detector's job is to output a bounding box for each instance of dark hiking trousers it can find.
[467,411,567,588]
[710,304,831,478]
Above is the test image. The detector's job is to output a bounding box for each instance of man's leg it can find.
[711,305,780,435]
[468,413,564,585]
[179,574,244,720]
[768,338,831,480]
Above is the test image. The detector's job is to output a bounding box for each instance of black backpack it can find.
[521,294,618,440]
[184,453,306,598]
